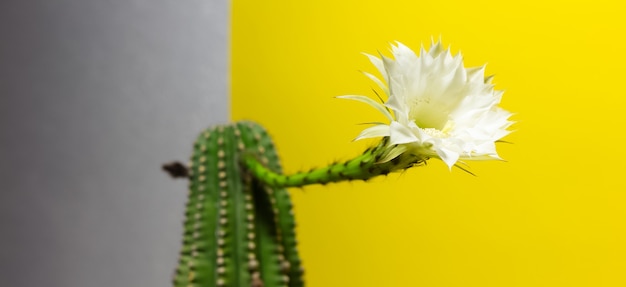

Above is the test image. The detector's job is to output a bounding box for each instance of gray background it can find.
[0,1,228,286]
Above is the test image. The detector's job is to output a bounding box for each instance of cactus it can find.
[166,120,431,287]
[172,121,303,287]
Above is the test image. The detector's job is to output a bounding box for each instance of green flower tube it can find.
[243,137,428,188]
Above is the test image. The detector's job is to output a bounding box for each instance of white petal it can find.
[428,41,444,57]
[384,93,406,117]
[363,53,388,81]
[435,147,460,169]
[461,154,503,161]
[336,95,393,121]
[392,42,419,64]
[389,121,418,145]
[354,124,390,141]
[381,54,396,80]
[420,48,433,67]
[361,71,389,94]
[467,65,486,82]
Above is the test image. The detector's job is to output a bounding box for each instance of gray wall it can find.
[0,1,228,286]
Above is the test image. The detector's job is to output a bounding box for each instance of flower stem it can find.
[243,138,427,188]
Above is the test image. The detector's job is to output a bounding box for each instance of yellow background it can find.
[232,1,626,286]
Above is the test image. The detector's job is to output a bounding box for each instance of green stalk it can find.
[243,138,428,189]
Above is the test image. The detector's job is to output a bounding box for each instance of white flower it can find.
[339,40,514,169]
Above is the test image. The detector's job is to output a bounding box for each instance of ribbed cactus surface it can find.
[173,121,303,287]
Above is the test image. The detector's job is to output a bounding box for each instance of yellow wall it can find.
[232,1,626,286]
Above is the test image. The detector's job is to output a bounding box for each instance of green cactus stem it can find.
[172,121,303,287]
[243,137,428,189]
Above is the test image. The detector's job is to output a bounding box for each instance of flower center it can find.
[408,97,450,130]
[422,128,448,138]
[420,120,454,139]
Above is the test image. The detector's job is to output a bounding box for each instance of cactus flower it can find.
[339,40,513,169]
[244,41,515,190]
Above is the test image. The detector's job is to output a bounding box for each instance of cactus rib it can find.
[239,122,304,287]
